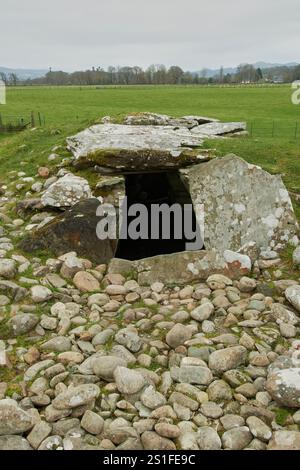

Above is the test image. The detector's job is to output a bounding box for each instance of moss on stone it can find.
[274,407,291,426]
[75,147,211,172]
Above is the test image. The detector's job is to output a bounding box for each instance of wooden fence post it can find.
[31,111,35,128]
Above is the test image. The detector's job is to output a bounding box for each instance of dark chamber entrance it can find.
[115,172,200,261]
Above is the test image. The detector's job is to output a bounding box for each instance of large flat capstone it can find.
[67,124,209,170]
[66,114,245,172]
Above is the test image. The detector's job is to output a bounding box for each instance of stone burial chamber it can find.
[115,171,200,261]
[20,112,299,285]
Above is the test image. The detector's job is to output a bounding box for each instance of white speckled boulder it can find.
[41,173,92,208]
[266,368,300,408]
[180,154,299,258]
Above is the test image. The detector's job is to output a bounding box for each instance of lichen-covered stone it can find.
[0,399,33,435]
[285,285,300,313]
[52,384,100,410]
[67,123,211,170]
[41,173,92,208]
[20,199,118,264]
[191,121,246,136]
[180,155,299,257]
[208,346,247,374]
[112,249,251,286]
[266,368,300,408]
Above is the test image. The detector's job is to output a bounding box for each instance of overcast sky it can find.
[1,0,299,71]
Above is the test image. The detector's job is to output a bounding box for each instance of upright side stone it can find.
[180,154,299,258]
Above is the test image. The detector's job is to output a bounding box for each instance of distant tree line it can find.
[0,72,18,86]
[2,63,300,86]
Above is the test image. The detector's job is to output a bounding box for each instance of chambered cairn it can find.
[0,112,300,450]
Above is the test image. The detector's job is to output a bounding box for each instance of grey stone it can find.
[26,421,52,449]
[114,367,146,395]
[280,323,296,338]
[166,324,192,349]
[237,277,257,293]
[267,431,300,450]
[140,386,167,409]
[154,422,180,439]
[41,336,71,352]
[180,155,298,257]
[52,384,100,410]
[0,259,16,279]
[293,410,300,424]
[24,359,55,382]
[197,427,222,450]
[266,368,300,408]
[220,414,245,430]
[67,123,211,170]
[172,365,213,385]
[41,173,92,208]
[0,435,32,450]
[246,416,272,442]
[81,410,104,435]
[60,253,85,278]
[285,285,300,313]
[93,356,127,381]
[141,431,176,450]
[0,399,33,435]
[131,249,251,286]
[207,380,233,402]
[92,329,114,346]
[221,426,252,450]
[40,315,58,330]
[110,345,137,365]
[30,285,52,303]
[177,431,199,450]
[200,402,223,419]
[29,377,48,395]
[8,313,39,336]
[270,303,299,325]
[209,346,247,374]
[191,301,214,322]
[88,293,110,307]
[123,112,218,127]
[0,294,9,306]
[240,405,274,425]
[46,273,67,288]
[76,352,105,375]
[20,199,119,265]
[191,121,246,137]
[38,435,63,450]
[52,418,81,436]
[115,328,142,352]
[44,405,72,423]
[0,280,27,301]
[293,246,300,266]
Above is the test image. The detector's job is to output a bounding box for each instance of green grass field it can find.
[0,84,299,217]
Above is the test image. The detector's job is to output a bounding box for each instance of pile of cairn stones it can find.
[0,113,299,450]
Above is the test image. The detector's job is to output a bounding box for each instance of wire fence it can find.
[247,120,300,139]
[0,111,45,133]
[0,111,299,139]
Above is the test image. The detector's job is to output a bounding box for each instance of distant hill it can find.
[253,61,299,69]
[196,62,299,78]
[0,66,47,80]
